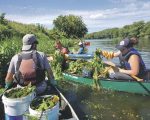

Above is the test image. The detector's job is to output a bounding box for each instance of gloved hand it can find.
[5,81,13,89]
[50,79,57,86]
[101,51,114,59]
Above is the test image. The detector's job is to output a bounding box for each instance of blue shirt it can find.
[77,47,84,54]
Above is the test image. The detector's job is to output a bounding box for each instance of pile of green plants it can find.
[66,49,108,89]
[4,84,35,98]
[67,49,107,79]
[30,95,59,111]
[91,49,107,79]
[50,51,65,80]
[0,88,5,94]
[67,59,89,75]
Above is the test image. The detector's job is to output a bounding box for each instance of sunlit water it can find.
[59,39,150,120]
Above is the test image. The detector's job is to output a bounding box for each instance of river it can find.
[59,39,150,120]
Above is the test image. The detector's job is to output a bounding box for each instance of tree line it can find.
[0,13,88,41]
[85,21,150,40]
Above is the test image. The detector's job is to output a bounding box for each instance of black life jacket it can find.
[119,48,146,78]
[14,50,45,86]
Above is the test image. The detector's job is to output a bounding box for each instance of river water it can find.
[59,39,150,120]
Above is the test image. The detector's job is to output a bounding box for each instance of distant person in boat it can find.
[102,37,146,80]
[47,40,70,61]
[54,40,70,70]
[55,40,70,54]
[77,41,85,54]
[5,34,56,94]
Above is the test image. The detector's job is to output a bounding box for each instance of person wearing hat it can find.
[102,37,146,80]
[77,41,85,54]
[5,34,56,94]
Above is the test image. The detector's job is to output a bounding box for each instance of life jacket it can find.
[78,47,85,54]
[119,48,146,78]
[14,51,45,86]
[78,44,85,54]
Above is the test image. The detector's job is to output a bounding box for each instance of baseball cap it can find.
[115,38,130,51]
[22,34,38,50]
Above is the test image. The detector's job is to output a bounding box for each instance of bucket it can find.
[2,88,36,116]
[29,95,59,120]
[5,114,23,120]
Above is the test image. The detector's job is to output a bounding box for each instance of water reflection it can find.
[59,81,150,120]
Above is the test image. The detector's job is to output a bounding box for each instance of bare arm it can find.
[46,68,57,85]
[119,55,140,75]
[5,57,15,84]
[5,72,14,88]
[5,72,14,82]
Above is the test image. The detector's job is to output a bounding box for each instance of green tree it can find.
[53,15,88,38]
[140,21,150,38]
[128,21,145,37]
[0,13,7,25]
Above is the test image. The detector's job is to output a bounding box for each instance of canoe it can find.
[66,53,94,60]
[63,73,150,95]
[0,84,79,120]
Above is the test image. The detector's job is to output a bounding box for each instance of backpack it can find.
[14,51,45,86]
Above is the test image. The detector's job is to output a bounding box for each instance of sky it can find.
[0,0,150,33]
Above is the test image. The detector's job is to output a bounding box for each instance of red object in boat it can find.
[84,42,90,46]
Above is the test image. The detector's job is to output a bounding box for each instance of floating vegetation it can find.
[60,81,150,120]
[30,95,59,111]
[68,59,89,75]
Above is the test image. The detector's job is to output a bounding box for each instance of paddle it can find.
[103,61,143,82]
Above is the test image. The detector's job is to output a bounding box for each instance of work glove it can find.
[50,79,57,86]
[101,51,114,59]
[5,81,13,89]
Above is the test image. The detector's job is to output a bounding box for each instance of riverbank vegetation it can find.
[85,21,150,40]
[0,13,87,86]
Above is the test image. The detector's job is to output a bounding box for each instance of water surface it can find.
[59,81,150,120]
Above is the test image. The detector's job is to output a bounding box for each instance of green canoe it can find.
[63,73,150,95]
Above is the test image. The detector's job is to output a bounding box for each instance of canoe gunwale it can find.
[63,72,150,83]
[63,72,150,95]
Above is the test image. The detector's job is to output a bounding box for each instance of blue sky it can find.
[0,0,150,33]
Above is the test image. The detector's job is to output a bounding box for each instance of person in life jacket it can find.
[77,41,85,54]
[5,34,56,94]
[102,37,146,80]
